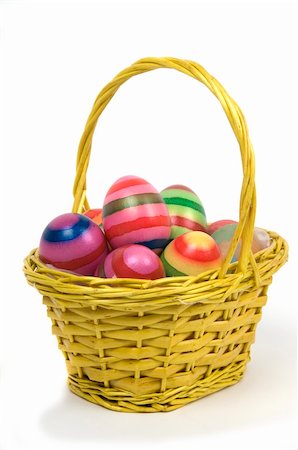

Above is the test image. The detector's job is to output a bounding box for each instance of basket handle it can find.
[72,56,257,277]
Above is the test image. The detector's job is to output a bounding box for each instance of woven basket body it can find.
[24,57,288,412]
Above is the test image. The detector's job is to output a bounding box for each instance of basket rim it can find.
[23,230,288,310]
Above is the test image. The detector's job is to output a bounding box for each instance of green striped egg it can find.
[160,184,207,239]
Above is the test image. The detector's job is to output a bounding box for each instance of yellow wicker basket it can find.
[23,57,288,413]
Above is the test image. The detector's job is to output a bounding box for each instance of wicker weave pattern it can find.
[23,57,288,412]
[24,231,287,412]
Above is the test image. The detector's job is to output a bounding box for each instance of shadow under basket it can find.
[23,57,288,412]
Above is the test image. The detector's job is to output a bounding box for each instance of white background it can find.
[0,1,297,449]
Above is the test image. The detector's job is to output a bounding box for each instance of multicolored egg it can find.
[212,224,271,263]
[99,244,165,279]
[83,208,103,226]
[161,185,207,239]
[102,175,171,254]
[208,219,237,235]
[211,223,239,262]
[161,231,222,276]
[39,213,108,275]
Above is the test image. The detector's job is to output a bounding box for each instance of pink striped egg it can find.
[39,213,108,276]
[102,175,171,255]
[98,244,165,280]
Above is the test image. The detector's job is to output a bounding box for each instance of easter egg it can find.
[161,231,222,276]
[99,244,165,280]
[251,227,271,253]
[211,223,239,262]
[161,184,207,239]
[39,213,108,275]
[83,208,103,226]
[252,227,271,253]
[102,175,171,254]
[208,219,237,235]
[212,224,271,263]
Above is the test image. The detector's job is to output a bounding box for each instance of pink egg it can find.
[39,213,108,275]
[102,175,171,255]
[98,244,165,280]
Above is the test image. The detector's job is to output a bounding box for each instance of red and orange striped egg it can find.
[98,244,165,280]
[83,208,103,226]
[161,231,222,276]
[102,175,171,254]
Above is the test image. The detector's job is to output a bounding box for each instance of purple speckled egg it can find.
[39,213,108,275]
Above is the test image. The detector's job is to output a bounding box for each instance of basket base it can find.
[67,360,247,413]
